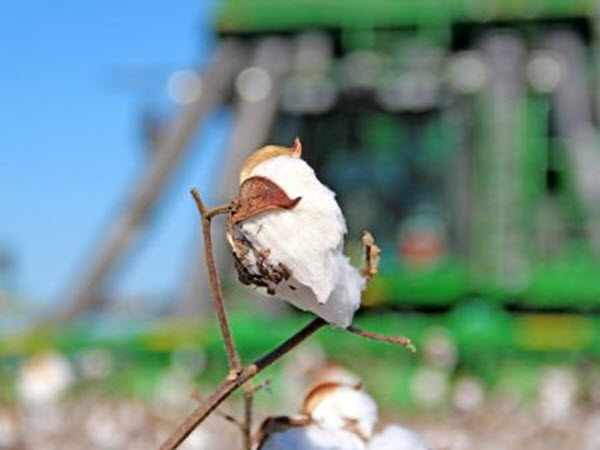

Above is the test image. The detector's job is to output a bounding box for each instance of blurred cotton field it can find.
[2,346,600,449]
[5,0,600,448]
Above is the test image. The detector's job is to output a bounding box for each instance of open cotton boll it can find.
[228,140,365,328]
[18,352,74,407]
[367,426,431,450]
[0,410,19,448]
[302,382,378,440]
[259,424,366,450]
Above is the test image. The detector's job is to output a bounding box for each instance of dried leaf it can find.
[230,175,301,224]
[362,231,381,281]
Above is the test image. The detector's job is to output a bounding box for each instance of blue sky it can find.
[0,1,230,308]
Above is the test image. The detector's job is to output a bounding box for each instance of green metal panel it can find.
[217,0,597,33]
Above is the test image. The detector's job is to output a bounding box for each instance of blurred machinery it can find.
[215,0,600,345]
[45,0,600,376]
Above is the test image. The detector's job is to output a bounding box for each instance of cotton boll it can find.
[18,352,74,407]
[314,364,362,387]
[452,376,485,412]
[228,141,366,328]
[0,409,19,448]
[155,366,195,412]
[368,426,431,450]
[410,366,448,407]
[78,348,114,380]
[85,402,128,449]
[303,382,378,440]
[537,366,578,422]
[260,424,366,450]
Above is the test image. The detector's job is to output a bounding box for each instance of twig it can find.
[242,377,272,448]
[191,391,244,431]
[206,204,232,219]
[248,378,272,395]
[362,231,381,281]
[159,318,326,450]
[242,385,253,450]
[346,325,416,353]
[190,188,241,377]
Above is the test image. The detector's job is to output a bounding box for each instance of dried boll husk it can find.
[257,415,366,450]
[227,139,366,328]
[256,415,311,447]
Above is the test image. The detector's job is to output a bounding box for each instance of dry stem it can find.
[242,377,273,448]
[160,189,415,449]
[159,318,326,450]
[346,325,416,353]
[242,385,253,450]
[362,230,381,281]
[191,391,244,431]
[191,188,241,376]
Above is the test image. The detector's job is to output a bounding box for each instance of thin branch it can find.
[242,378,271,448]
[362,230,381,281]
[248,378,272,395]
[218,412,245,430]
[242,385,253,450]
[346,325,416,353]
[162,314,414,449]
[191,391,245,431]
[159,317,326,450]
[206,204,232,219]
[191,188,241,377]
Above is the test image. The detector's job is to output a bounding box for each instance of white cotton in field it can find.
[305,384,378,440]
[260,424,366,450]
[0,410,19,448]
[235,154,365,327]
[367,426,431,450]
[17,352,74,407]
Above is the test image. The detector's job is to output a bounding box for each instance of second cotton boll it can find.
[302,382,378,441]
[227,139,365,328]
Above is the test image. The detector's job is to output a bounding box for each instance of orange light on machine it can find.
[397,210,446,270]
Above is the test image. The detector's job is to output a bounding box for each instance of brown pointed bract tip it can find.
[301,381,354,415]
[239,138,303,184]
[230,175,301,224]
[292,137,302,157]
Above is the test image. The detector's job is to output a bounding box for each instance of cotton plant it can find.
[227,138,379,328]
[161,139,413,450]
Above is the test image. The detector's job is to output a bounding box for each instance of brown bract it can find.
[227,175,299,295]
[255,414,311,449]
[300,381,370,441]
[239,138,302,184]
[230,175,301,225]
[301,381,361,416]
